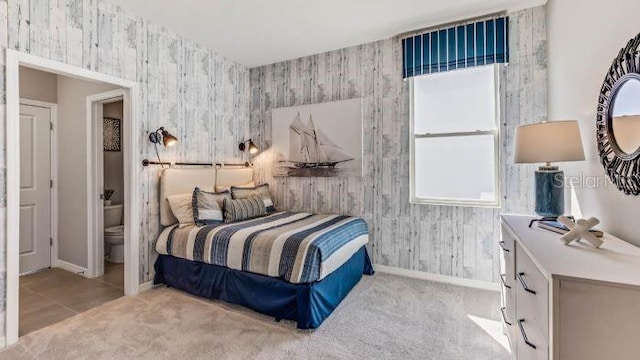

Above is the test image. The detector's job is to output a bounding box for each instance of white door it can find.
[19,104,52,274]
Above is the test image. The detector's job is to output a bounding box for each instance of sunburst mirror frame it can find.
[596,32,640,195]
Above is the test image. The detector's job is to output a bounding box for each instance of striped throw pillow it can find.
[223,196,267,223]
[215,181,255,193]
[192,188,231,226]
[230,183,276,213]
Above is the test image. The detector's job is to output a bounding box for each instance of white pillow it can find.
[215,181,255,193]
[167,193,195,227]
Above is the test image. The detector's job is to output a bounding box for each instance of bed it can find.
[153,168,374,329]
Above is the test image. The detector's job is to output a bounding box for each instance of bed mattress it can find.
[155,212,369,284]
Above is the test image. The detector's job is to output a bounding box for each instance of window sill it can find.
[410,197,501,209]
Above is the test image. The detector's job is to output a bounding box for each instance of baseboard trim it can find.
[53,260,88,276]
[374,264,500,292]
[139,281,158,292]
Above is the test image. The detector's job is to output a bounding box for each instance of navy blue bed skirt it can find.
[154,247,374,329]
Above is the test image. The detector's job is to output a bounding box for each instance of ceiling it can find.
[110,0,545,68]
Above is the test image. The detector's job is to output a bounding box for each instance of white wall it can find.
[56,76,117,268]
[103,101,124,206]
[547,0,640,245]
[19,66,57,103]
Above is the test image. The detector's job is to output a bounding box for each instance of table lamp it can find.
[514,120,585,220]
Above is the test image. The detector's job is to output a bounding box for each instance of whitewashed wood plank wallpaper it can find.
[250,7,546,283]
[0,0,546,342]
[0,0,250,338]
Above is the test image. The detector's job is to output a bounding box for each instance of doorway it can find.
[90,93,126,280]
[7,50,140,345]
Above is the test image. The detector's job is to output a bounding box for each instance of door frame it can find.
[6,49,140,346]
[86,90,125,278]
[18,99,58,274]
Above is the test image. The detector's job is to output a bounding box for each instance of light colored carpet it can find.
[0,273,510,360]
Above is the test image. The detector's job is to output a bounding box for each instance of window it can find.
[410,64,500,207]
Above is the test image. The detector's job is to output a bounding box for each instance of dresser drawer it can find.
[515,243,549,359]
[500,283,515,323]
[499,227,516,289]
[501,287,517,352]
[499,227,517,352]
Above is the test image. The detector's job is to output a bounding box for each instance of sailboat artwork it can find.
[272,99,363,177]
[284,113,354,168]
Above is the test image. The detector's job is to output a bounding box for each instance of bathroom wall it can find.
[103,100,124,206]
[56,75,118,269]
[19,66,57,103]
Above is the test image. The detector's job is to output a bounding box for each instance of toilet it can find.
[104,204,125,263]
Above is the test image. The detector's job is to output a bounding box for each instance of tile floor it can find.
[19,262,124,336]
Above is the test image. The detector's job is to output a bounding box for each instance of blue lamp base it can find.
[535,166,564,218]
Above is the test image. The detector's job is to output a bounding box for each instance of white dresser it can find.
[500,214,640,360]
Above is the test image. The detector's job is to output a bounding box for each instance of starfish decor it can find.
[557,216,603,248]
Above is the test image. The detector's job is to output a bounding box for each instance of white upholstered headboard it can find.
[216,168,254,189]
[159,167,254,226]
[160,168,215,226]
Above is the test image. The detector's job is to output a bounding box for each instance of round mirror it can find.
[597,32,640,195]
[611,77,640,155]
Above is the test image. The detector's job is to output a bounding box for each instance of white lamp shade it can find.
[514,120,585,164]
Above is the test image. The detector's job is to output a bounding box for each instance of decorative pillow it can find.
[231,183,276,213]
[215,181,255,193]
[192,188,231,226]
[167,193,195,227]
[223,196,267,223]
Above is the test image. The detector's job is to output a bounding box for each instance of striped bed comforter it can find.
[155,212,369,284]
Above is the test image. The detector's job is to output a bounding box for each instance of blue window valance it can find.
[402,16,509,78]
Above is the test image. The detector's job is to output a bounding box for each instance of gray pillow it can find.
[192,188,231,226]
[223,196,267,223]
[230,183,276,213]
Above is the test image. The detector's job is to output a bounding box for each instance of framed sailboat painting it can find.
[272,98,363,177]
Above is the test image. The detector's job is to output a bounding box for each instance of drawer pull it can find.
[517,319,537,349]
[499,240,510,252]
[499,273,511,289]
[500,307,512,326]
[517,272,537,295]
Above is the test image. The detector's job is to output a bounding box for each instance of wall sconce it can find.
[149,127,178,168]
[239,139,259,155]
[149,127,178,147]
